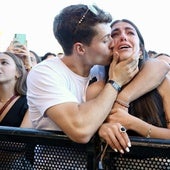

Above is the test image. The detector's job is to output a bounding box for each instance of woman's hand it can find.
[98,122,131,154]
[6,41,33,70]
[107,108,132,129]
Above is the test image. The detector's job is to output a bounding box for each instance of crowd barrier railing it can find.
[0,126,170,170]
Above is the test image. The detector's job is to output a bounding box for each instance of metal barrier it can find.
[0,126,98,170]
[101,136,170,170]
[0,126,170,170]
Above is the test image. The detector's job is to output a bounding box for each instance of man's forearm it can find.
[117,58,170,104]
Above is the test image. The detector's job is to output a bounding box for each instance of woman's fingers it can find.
[99,123,131,154]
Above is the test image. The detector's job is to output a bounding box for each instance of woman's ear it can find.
[139,50,143,59]
[15,70,21,79]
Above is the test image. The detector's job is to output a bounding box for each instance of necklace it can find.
[0,97,12,103]
[0,95,18,116]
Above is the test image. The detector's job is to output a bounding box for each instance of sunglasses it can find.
[77,5,99,25]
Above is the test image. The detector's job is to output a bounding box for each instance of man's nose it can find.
[109,37,114,49]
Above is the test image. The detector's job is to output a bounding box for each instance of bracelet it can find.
[115,99,129,108]
[107,80,121,92]
[146,127,151,138]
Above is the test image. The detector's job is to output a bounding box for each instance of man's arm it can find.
[117,58,170,105]
[46,56,138,144]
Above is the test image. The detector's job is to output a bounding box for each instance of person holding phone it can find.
[6,34,41,71]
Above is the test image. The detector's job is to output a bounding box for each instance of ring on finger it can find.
[120,126,126,133]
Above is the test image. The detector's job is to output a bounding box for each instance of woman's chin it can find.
[119,56,130,61]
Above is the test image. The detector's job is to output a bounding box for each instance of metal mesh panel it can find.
[102,139,170,170]
[0,141,91,170]
[109,156,170,170]
[0,129,95,170]
[0,126,96,170]
[0,141,34,170]
[1,127,170,170]
[33,145,88,169]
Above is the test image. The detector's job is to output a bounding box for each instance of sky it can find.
[0,0,169,56]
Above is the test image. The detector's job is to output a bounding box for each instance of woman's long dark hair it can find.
[109,19,165,127]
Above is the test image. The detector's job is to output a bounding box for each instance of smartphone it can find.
[13,33,27,47]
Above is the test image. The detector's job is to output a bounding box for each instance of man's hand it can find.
[108,52,139,87]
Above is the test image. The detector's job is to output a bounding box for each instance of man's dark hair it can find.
[53,4,112,55]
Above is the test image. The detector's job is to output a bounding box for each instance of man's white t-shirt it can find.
[27,57,90,131]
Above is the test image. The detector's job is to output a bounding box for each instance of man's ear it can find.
[74,42,86,54]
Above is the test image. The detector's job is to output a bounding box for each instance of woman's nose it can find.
[120,33,127,41]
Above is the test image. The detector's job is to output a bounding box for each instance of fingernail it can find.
[120,149,124,154]
[128,142,131,147]
[125,147,130,152]
[114,148,118,152]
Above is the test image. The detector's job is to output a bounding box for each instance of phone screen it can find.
[13,33,27,46]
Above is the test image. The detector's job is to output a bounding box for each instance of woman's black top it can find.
[0,95,28,127]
